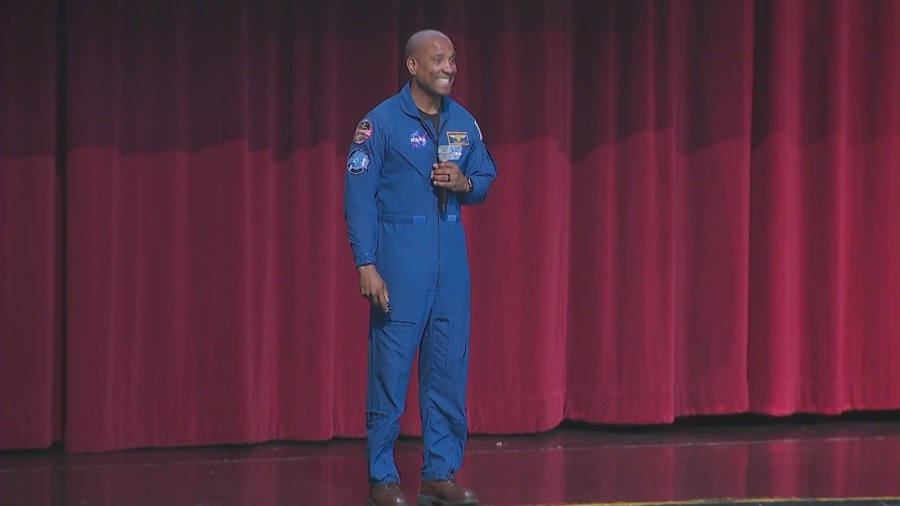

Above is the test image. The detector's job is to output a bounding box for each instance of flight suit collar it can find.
[399,81,453,119]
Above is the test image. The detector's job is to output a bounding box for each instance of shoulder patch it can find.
[352,119,373,144]
[347,148,370,174]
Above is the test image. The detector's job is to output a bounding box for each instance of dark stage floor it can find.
[1,414,897,506]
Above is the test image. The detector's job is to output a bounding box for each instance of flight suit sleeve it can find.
[458,119,498,206]
[343,115,385,267]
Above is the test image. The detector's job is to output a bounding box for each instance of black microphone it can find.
[437,145,452,213]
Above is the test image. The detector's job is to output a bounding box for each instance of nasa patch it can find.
[409,130,428,149]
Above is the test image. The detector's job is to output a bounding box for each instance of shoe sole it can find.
[416,495,478,506]
[369,500,410,506]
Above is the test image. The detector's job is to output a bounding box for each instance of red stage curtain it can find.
[746,0,900,415]
[0,0,897,452]
[0,0,62,449]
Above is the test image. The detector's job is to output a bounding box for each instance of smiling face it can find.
[407,34,457,101]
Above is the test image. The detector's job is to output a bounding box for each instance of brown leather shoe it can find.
[417,478,478,505]
[368,482,408,506]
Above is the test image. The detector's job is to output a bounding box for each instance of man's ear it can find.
[406,57,417,76]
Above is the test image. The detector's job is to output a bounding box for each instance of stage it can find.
[1,414,896,505]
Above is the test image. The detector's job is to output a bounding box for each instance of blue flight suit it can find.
[344,82,498,484]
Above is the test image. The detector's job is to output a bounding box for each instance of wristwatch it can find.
[465,177,474,194]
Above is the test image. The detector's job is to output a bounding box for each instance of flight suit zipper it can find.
[423,114,448,292]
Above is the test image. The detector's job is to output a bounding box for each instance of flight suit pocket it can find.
[430,316,468,376]
[372,308,420,327]
[431,317,452,374]
[368,313,423,414]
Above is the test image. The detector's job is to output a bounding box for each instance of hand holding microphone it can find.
[433,145,467,212]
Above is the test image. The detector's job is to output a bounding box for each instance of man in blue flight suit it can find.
[344,30,498,506]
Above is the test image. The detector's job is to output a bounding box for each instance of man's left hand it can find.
[432,162,470,193]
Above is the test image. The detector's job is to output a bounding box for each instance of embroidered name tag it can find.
[447,131,469,146]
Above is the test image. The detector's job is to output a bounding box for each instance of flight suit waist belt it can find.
[379,214,459,223]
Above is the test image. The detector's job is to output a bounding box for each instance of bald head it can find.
[404,29,457,105]
[405,30,452,60]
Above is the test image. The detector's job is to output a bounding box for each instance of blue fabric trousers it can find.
[366,288,470,484]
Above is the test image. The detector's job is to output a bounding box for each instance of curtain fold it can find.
[0,0,61,449]
[0,0,896,452]
[747,0,900,414]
